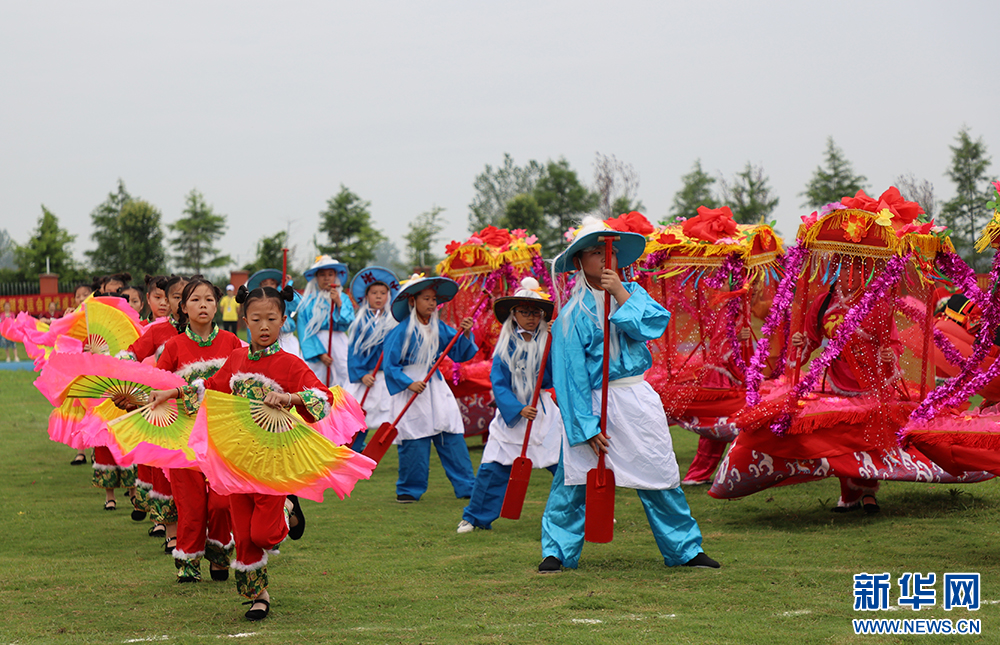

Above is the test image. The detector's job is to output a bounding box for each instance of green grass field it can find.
[1,369,997,644]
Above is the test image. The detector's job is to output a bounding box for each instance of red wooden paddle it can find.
[359,352,383,408]
[362,291,490,465]
[326,308,334,388]
[499,330,553,520]
[585,235,617,544]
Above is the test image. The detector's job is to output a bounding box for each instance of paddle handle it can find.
[599,236,614,443]
[390,290,490,427]
[281,248,288,288]
[359,352,383,407]
[326,309,334,388]
[518,329,553,459]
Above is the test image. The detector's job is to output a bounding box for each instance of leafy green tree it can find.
[86,179,133,275]
[404,206,446,271]
[532,158,599,253]
[243,231,290,274]
[940,127,995,271]
[169,189,232,273]
[667,159,718,222]
[503,194,546,234]
[316,186,386,277]
[800,137,868,208]
[469,154,545,232]
[119,200,168,278]
[721,163,780,225]
[13,207,78,280]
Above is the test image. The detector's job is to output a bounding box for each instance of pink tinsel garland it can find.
[745,243,809,406]
[936,251,986,310]
[907,251,1000,424]
[770,252,909,436]
[705,254,748,376]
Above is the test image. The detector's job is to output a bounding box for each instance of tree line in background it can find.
[1,126,996,286]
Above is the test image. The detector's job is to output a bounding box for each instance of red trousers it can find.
[170,468,232,562]
[683,437,729,483]
[229,493,287,570]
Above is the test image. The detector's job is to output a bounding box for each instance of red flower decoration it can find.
[606,211,654,235]
[656,231,681,245]
[840,187,923,225]
[682,206,738,243]
[445,240,462,255]
[476,226,512,247]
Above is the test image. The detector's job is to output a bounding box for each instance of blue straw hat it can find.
[390,274,459,322]
[304,255,349,284]
[552,216,646,274]
[350,266,401,303]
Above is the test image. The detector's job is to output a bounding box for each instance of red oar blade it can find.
[584,465,615,543]
[499,456,533,520]
[361,422,398,465]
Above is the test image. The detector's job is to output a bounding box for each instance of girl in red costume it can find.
[156,278,243,582]
[119,275,187,546]
[151,284,333,621]
[791,259,903,513]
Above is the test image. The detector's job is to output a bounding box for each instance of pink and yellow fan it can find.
[47,399,105,450]
[104,400,198,469]
[35,352,184,407]
[190,390,375,503]
[83,297,142,356]
[310,386,367,446]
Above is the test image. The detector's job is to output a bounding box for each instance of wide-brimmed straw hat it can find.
[350,266,401,303]
[304,255,349,284]
[390,273,459,322]
[493,277,555,323]
[552,215,646,274]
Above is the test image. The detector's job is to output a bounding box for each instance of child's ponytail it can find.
[235,285,250,305]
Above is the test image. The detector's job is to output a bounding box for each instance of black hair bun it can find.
[235,285,250,304]
[281,285,295,301]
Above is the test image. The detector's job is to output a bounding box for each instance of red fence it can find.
[0,293,75,317]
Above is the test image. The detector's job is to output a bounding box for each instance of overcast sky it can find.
[3,1,998,274]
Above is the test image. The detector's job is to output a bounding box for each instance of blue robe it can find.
[297,293,355,363]
[383,319,478,396]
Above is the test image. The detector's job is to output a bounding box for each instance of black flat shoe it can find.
[164,537,176,555]
[683,552,721,569]
[831,503,858,513]
[396,494,418,504]
[148,524,166,538]
[538,556,562,573]
[243,598,270,621]
[862,494,881,515]
[210,568,229,582]
[287,495,305,540]
[131,509,147,521]
[177,575,199,583]
[103,499,117,511]
[70,453,87,465]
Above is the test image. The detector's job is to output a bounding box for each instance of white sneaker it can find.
[456,520,474,534]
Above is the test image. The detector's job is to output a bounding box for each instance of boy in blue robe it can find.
[540,217,720,572]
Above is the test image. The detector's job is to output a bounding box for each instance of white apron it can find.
[279,330,302,358]
[561,378,680,490]
[389,363,465,443]
[345,371,392,428]
[307,331,350,389]
[482,390,562,468]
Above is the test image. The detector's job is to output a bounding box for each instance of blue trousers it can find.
[350,429,368,453]
[462,461,557,530]
[540,453,703,568]
[397,432,476,500]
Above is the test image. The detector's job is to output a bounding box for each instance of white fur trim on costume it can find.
[230,371,286,395]
[91,462,119,471]
[230,553,267,571]
[189,378,206,402]
[207,536,235,551]
[134,479,152,489]
[172,548,205,561]
[115,350,137,362]
[146,490,173,501]
[176,357,228,382]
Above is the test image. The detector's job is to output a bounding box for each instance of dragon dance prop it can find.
[637,207,784,442]
[710,188,994,500]
[436,225,548,435]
